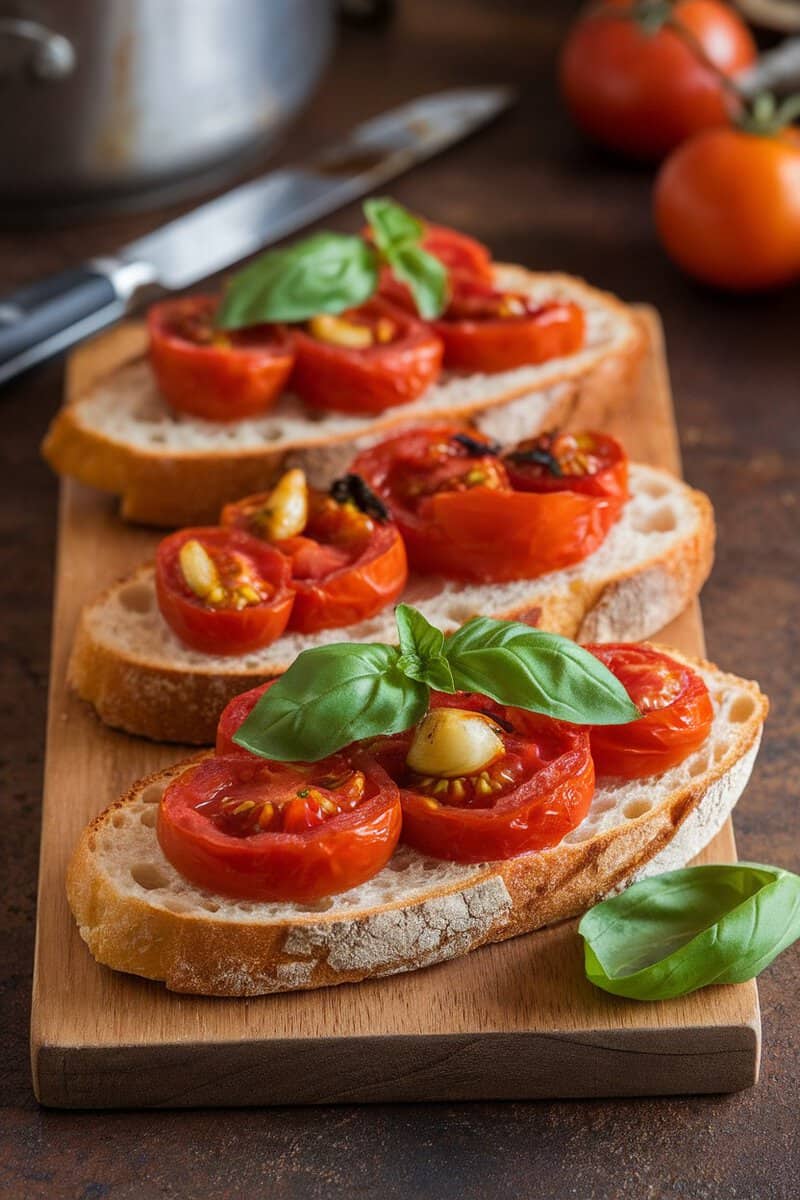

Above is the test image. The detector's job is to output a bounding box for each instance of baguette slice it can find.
[68,463,715,743]
[42,268,643,527]
[66,652,767,997]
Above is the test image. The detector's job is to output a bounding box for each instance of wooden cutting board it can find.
[30,310,761,1108]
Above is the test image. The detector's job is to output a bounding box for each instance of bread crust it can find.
[65,653,768,996]
[42,270,645,526]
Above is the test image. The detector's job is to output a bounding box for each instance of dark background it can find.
[1,2,798,1196]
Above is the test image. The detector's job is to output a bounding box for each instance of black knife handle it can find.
[0,266,121,385]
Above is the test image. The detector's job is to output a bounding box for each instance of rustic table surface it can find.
[1,2,797,1196]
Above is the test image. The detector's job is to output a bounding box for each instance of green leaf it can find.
[232,642,428,762]
[395,604,455,693]
[579,864,800,1001]
[444,618,640,725]
[364,197,424,252]
[363,196,448,319]
[385,244,448,319]
[216,232,378,328]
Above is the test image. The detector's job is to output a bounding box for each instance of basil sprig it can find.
[579,864,800,1001]
[232,605,639,762]
[216,198,448,330]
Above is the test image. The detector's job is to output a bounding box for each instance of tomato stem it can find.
[738,91,800,136]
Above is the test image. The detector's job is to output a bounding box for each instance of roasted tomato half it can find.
[155,527,294,656]
[289,297,443,414]
[376,221,494,309]
[147,295,294,421]
[222,475,407,633]
[586,644,714,778]
[432,278,585,372]
[351,425,627,583]
[370,692,595,863]
[157,750,401,902]
[503,431,628,499]
[216,681,273,756]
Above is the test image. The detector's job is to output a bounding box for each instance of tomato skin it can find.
[560,0,757,161]
[504,432,628,499]
[147,296,294,421]
[216,681,273,755]
[351,425,626,583]
[434,288,585,373]
[654,127,800,290]
[586,644,714,777]
[372,695,595,863]
[289,298,443,414]
[221,489,408,633]
[157,751,401,902]
[155,527,294,656]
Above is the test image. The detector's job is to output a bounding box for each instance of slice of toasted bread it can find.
[66,652,767,997]
[42,268,644,526]
[68,464,715,743]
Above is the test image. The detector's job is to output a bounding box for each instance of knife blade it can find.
[0,86,515,387]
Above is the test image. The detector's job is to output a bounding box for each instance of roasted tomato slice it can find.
[431,278,585,372]
[351,425,625,583]
[370,693,594,863]
[222,478,407,633]
[216,681,273,756]
[585,644,714,778]
[288,297,443,414]
[157,750,401,902]
[147,295,294,421]
[155,527,294,656]
[504,431,628,499]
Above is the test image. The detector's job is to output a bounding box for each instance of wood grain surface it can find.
[29,309,760,1108]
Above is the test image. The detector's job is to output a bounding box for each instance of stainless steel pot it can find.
[0,0,334,215]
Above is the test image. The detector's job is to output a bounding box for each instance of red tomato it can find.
[654,125,800,290]
[157,750,401,902]
[371,693,595,862]
[289,297,443,414]
[147,295,294,421]
[377,221,495,309]
[351,425,626,583]
[559,0,757,161]
[216,681,273,756]
[221,485,408,633]
[433,279,585,372]
[155,527,294,656]
[503,431,628,499]
[586,644,714,777]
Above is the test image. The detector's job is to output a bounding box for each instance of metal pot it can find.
[0,0,334,216]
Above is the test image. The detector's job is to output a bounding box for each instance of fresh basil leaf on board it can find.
[395,603,455,692]
[579,863,800,1001]
[216,232,378,327]
[445,617,640,725]
[233,642,429,762]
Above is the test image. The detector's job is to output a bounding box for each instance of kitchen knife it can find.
[0,86,515,387]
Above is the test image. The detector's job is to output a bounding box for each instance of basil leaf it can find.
[363,196,448,318]
[395,604,455,693]
[216,233,378,327]
[579,864,800,1001]
[233,642,428,762]
[385,243,448,319]
[364,197,424,252]
[445,618,640,725]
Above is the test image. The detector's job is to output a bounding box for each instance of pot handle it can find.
[0,17,75,81]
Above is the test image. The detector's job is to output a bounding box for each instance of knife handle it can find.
[0,266,122,386]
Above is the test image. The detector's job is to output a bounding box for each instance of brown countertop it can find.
[1,2,797,1196]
